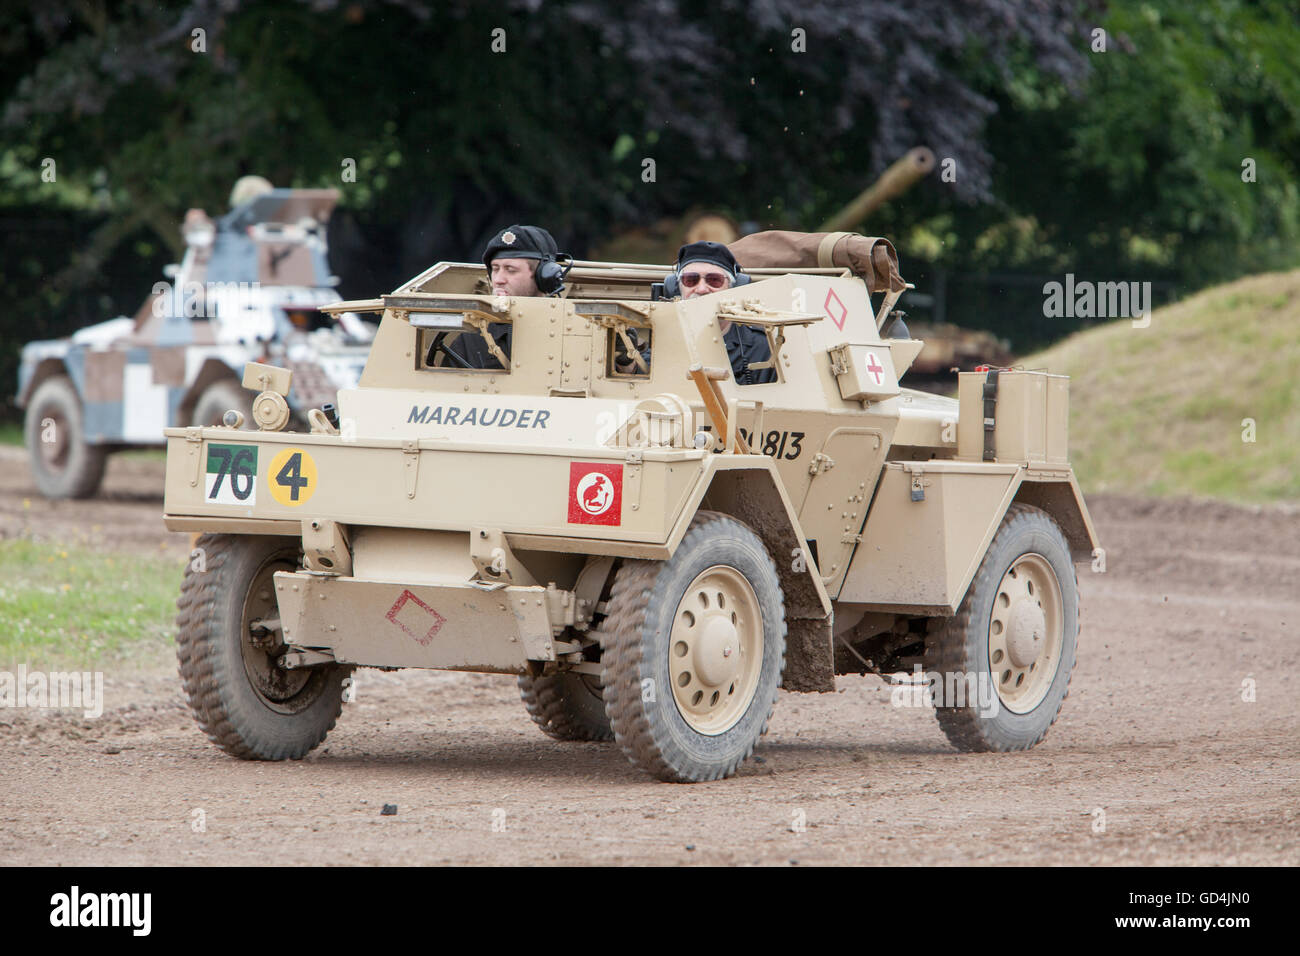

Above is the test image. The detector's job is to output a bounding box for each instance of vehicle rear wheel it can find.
[192,379,253,429]
[23,375,106,499]
[926,503,1079,752]
[175,533,352,760]
[599,512,786,782]
[518,671,614,741]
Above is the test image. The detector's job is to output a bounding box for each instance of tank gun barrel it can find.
[818,147,935,233]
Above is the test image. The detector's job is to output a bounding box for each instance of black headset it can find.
[534,253,573,296]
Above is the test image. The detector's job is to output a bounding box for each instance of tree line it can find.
[1,0,1296,417]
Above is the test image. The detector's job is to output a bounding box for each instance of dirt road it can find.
[1,447,1296,865]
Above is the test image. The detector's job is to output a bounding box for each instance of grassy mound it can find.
[1018,270,1300,503]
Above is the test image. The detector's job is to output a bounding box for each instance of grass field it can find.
[1018,269,1300,503]
[0,539,185,671]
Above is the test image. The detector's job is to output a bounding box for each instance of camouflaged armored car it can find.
[162,229,1100,782]
[17,184,373,499]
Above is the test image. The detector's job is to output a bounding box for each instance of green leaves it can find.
[1,0,1297,377]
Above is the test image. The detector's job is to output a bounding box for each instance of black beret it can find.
[482,225,560,268]
[676,240,739,277]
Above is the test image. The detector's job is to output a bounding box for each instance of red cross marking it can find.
[865,352,885,385]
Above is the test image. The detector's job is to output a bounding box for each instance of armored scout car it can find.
[18,184,373,499]
[163,230,1099,782]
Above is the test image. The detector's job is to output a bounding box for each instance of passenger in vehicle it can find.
[672,241,775,384]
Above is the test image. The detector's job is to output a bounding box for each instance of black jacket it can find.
[724,323,777,384]
[442,323,511,370]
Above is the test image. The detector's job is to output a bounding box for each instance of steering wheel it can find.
[427,331,474,369]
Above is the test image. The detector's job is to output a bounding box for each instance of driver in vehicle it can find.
[437,224,567,369]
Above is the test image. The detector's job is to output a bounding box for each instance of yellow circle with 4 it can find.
[267,448,318,507]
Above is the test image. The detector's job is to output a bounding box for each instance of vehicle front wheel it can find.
[599,512,786,782]
[175,533,352,760]
[24,375,106,499]
[926,503,1079,752]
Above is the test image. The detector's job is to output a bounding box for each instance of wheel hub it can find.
[987,553,1064,714]
[668,565,764,735]
[1005,600,1046,667]
[241,562,313,709]
[694,616,742,687]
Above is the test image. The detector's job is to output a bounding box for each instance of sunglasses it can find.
[679,271,730,289]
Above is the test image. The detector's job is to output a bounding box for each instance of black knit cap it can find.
[482,224,560,268]
[676,240,739,277]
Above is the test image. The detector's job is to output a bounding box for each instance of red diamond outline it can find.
[824,288,848,329]
[384,588,447,646]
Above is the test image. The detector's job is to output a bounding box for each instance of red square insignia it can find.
[568,462,623,525]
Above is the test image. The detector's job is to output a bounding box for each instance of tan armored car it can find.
[163,230,1100,782]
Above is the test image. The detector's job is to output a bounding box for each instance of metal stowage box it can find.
[956,370,1069,465]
